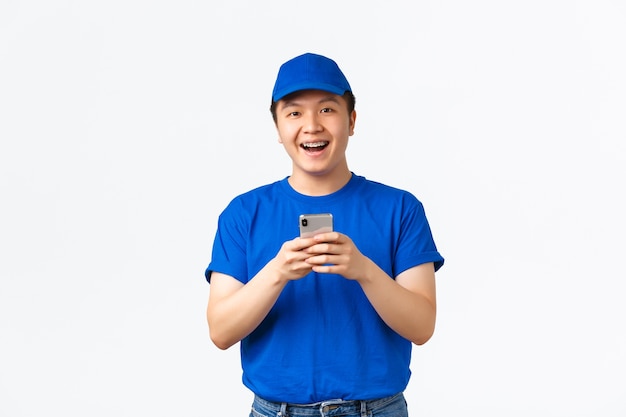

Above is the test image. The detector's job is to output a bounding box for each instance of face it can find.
[275,90,356,184]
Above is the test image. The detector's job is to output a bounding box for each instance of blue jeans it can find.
[250,392,408,417]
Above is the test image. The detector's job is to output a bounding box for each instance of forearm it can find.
[207,262,287,350]
[358,261,437,345]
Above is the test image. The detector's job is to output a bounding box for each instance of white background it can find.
[1,1,625,416]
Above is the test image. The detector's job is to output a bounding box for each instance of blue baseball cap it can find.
[272,53,352,102]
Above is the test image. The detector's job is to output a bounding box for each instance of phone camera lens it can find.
[301,219,308,227]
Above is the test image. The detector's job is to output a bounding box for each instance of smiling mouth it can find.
[301,141,329,151]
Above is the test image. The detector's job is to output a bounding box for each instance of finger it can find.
[311,262,348,275]
[311,264,333,274]
[313,231,341,243]
[288,236,317,251]
[305,253,335,265]
[306,242,338,255]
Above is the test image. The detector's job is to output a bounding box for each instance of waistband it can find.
[252,392,404,416]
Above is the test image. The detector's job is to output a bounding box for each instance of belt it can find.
[253,392,403,416]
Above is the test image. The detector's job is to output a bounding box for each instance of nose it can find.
[302,112,323,133]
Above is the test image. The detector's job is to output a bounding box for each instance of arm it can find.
[206,270,285,350]
[206,237,317,350]
[358,262,436,345]
[305,232,437,345]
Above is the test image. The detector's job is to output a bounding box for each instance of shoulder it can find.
[224,179,286,209]
[215,179,287,228]
[354,175,422,207]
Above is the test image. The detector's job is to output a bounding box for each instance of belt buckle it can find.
[320,399,343,413]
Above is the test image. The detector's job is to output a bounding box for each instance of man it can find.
[206,52,444,417]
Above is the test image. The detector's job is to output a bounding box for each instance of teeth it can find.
[303,141,328,148]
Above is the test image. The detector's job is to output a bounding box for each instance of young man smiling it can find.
[205,53,444,417]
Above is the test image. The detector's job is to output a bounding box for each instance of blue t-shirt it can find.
[206,174,444,403]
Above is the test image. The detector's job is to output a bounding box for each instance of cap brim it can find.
[272,82,348,102]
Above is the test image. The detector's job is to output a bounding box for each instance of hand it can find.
[303,232,372,281]
[270,237,318,282]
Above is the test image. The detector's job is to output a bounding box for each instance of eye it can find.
[287,111,300,117]
[320,108,333,113]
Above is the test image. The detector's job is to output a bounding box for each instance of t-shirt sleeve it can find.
[393,195,444,276]
[205,200,249,284]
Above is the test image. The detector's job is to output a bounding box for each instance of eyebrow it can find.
[280,95,341,109]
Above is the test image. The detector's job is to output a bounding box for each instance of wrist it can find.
[355,257,379,285]
[264,258,290,286]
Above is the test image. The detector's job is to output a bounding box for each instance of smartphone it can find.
[299,213,333,238]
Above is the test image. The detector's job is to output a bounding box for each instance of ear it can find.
[276,128,283,143]
[348,110,357,136]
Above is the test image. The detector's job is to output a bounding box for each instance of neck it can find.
[288,169,352,196]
